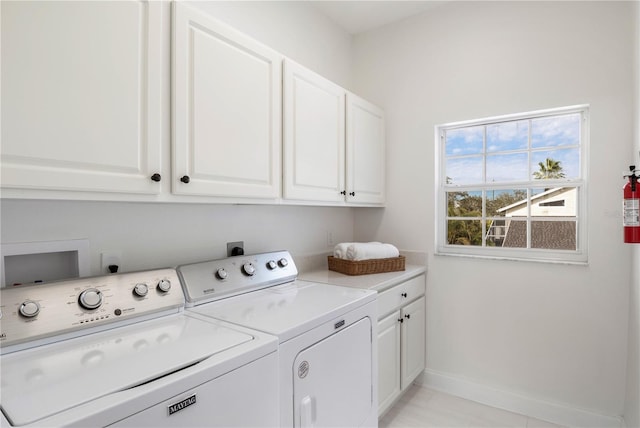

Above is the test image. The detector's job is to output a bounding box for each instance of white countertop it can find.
[299,264,426,293]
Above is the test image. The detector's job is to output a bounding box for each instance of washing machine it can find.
[0,268,279,427]
[178,250,379,428]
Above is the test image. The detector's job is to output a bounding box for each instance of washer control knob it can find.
[216,268,228,280]
[79,288,103,310]
[157,279,172,293]
[19,300,40,318]
[133,283,149,297]
[242,263,256,276]
[266,260,277,270]
[278,258,289,268]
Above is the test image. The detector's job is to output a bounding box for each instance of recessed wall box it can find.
[1,239,90,287]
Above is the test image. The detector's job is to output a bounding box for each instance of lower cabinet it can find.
[377,275,426,417]
[378,311,402,414]
[400,297,426,389]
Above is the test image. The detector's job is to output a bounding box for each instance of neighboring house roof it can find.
[493,187,577,250]
[497,187,569,213]
[501,219,577,250]
[500,220,526,248]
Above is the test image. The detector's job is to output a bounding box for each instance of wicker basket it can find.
[327,255,405,276]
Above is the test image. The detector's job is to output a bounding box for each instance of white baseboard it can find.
[418,369,624,428]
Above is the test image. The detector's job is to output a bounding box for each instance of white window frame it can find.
[435,105,589,264]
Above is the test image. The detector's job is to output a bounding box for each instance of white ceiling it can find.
[308,1,446,35]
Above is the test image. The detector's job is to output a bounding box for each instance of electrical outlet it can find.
[327,231,334,247]
[227,241,244,257]
[101,251,122,274]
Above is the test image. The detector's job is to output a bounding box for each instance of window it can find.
[435,105,588,263]
[540,200,565,207]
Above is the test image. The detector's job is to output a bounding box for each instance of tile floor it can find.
[379,384,565,428]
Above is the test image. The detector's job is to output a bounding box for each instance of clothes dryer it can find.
[178,251,378,428]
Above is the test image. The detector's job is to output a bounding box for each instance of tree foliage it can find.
[486,190,527,216]
[447,190,527,246]
[533,158,565,179]
[447,191,482,245]
[446,158,564,245]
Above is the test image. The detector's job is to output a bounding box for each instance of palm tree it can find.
[533,157,565,179]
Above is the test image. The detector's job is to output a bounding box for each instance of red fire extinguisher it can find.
[624,165,640,243]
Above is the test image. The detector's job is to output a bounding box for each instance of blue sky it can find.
[445,114,581,185]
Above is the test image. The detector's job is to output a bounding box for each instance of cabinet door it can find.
[1,1,163,194]
[346,93,385,205]
[401,296,426,390]
[378,310,401,416]
[283,60,345,202]
[172,3,282,199]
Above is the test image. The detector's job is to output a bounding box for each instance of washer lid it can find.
[189,281,376,342]
[0,315,254,426]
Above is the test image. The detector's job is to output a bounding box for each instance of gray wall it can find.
[624,2,640,426]
[352,1,635,422]
[0,1,357,277]
[2,1,638,425]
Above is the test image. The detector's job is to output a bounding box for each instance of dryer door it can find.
[293,317,373,427]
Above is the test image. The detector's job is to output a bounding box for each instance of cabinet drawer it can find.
[377,275,425,318]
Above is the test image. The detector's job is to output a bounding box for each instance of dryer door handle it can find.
[300,395,315,427]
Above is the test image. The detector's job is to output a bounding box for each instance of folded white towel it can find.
[334,242,384,259]
[345,242,399,261]
[333,242,356,259]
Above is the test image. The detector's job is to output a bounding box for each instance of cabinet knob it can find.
[150,173,161,182]
[180,175,190,184]
[405,314,411,320]
[340,190,346,195]
[398,318,404,324]
[349,192,355,196]
[401,292,408,298]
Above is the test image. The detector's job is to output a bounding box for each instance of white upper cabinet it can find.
[1,1,163,194]
[283,60,346,202]
[283,61,385,206]
[346,93,386,205]
[2,2,382,205]
[172,3,282,199]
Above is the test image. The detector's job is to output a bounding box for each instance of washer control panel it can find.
[178,250,298,306]
[0,268,184,353]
